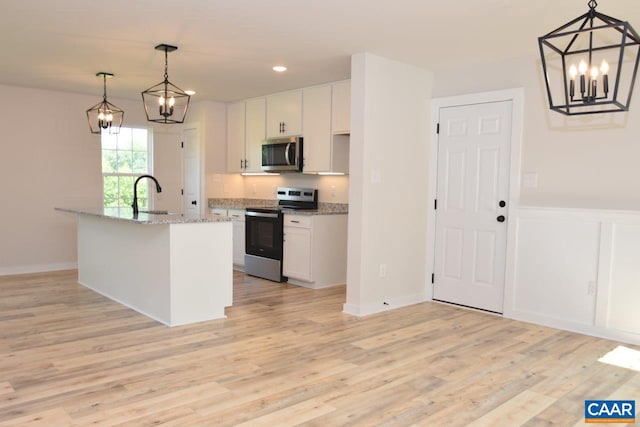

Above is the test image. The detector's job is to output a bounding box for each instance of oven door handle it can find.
[284,143,291,166]
[246,211,279,219]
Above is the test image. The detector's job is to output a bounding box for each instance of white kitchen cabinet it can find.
[226,101,246,173]
[209,207,246,268]
[302,85,332,173]
[244,98,266,172]
[283,218,312,282]
[266,90,302,138]
[228,209,246,267]
[302,84,349,174]
[226,98,265,173]
[331,80,350,134]
[210,208,227,217]
[283,214,348,288]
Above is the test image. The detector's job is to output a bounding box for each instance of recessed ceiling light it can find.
[272,65,287,73]
[185,90,196,95]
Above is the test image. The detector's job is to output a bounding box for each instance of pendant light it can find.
[141,44,191,124]
[86,72,124,134]
[538,0,640,115]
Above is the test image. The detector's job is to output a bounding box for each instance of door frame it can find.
[425,88,524,303]
[181,122,204,215]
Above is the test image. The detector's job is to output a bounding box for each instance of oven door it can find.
[245,210,283,260]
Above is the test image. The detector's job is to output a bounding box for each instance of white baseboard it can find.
[0,262,77,276]
[343,292,428,317]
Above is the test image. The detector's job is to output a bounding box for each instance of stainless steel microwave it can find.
[261,137,303,172]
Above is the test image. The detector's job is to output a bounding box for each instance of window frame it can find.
[101,127,154,210]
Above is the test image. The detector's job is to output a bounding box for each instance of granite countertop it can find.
[55,207,231,225]
[208,198,348,215]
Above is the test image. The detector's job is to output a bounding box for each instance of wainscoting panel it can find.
[504,207,640,345]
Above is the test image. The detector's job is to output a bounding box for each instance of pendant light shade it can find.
[86,72,124,134]
[141,44,191,124]
[538,0,640,115]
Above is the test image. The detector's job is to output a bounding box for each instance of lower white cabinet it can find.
[283,216,313,282]
[210,208,245,268]
[283,214,347,288]
[228,209,245,267]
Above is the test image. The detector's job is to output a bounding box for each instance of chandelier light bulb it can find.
[600,59,610,75]
[169,96,175,107]
[578,60,588,75]
[159,96,165,106]
[590,66,599,79]
[98,111,105,120]
[569,64,578,79]
[106,113,113,122]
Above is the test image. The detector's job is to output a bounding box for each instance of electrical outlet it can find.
[379,264,386,278]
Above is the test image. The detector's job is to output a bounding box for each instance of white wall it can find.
[432,56,640,211]
[344,53,433,316]
[0,85,213,274]
[0,85,103,274]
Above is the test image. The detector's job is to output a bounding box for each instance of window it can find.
[101,127,152,209]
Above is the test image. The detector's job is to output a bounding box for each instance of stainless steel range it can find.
[244,187,318,282]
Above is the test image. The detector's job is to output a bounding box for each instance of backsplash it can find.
[206,173,349,204]
[208,198,348,213]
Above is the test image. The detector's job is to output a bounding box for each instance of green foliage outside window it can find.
[101,128,150,209]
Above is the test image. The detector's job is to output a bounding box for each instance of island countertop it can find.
[56,207,231,225]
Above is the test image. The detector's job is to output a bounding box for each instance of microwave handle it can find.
[284,143,291,166]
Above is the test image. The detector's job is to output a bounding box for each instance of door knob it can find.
[497,215,506,222]
[191,200,197,205]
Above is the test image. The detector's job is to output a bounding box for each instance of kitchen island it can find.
[56,208,232,327]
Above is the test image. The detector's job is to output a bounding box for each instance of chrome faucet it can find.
[132,174,162,215]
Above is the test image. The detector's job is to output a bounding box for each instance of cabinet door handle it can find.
[497,215,506,222]
[282,122,286,133]
[291,220,300,223]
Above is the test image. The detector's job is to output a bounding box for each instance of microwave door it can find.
[284,143,291,165]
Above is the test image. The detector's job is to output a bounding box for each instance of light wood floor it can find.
[0,270,638,426]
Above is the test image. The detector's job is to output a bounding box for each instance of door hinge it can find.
[436,123,440,134]
[181,141,184,148]
[434,199,437,210]
[431,273,435,284]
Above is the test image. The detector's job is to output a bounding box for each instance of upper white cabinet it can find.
[227,81,349,174]
[302,82,350,174]
[244,98,266,173]
[331,80,351,134]
[226,98,265,173]
[226,101,245,173]
[302,85,332,173]
[266,91,302,138]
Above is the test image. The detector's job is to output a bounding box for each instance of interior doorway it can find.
[428,89,523,313]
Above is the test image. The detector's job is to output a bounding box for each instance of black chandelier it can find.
[86,72,124,134]
[141,44,191,124]
[538,0,640,115]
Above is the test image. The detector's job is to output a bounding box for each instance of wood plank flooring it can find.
[0,270,638,426]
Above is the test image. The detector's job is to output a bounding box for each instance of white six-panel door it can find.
[433,100,512,313]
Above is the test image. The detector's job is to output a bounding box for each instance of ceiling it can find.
[1,0,639,102]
